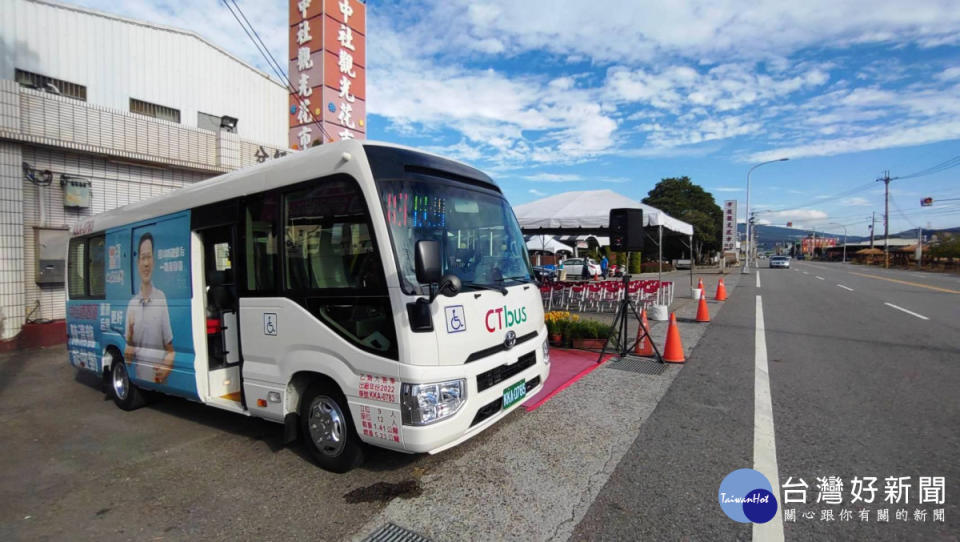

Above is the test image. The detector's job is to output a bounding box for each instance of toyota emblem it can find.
[504,330,517,350]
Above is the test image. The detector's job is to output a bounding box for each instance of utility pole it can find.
[917,227,922,269]
[869,212,875,249]
[879,171,891,268]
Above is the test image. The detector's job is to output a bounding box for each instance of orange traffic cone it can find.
[697,278,704,291]
[696,292,711,322]
[662,313,685,363]
[634,308,654,355]
[715,278,727,301]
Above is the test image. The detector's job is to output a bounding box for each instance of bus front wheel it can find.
[110,356,146,411]
[300,381,364,472]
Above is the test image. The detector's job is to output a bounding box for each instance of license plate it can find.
[503,379,527,410]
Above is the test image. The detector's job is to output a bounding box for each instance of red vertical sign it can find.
[289,0,366,149]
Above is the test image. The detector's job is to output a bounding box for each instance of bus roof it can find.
[71,140,496,236]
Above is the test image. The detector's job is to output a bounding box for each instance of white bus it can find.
[66,140,549,472]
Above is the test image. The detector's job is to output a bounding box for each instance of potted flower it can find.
[568,319,612,350]
[545,311,574,346]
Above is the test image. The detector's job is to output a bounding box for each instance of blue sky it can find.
[69,0,960,236]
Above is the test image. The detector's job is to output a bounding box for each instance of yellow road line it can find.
[848,272,960,294]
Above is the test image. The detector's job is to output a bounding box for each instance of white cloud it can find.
[758,209,830,223]
[528,188,547,197]
[412,1,960,65]
[842,196,873,206]
[748,120,960,162]
[714,187,744,192]
[936,67,960,81]
[524,173,583,183]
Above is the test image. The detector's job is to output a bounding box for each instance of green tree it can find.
[629,251,642,274]
[928,234,960,259]
[642,176,723,261]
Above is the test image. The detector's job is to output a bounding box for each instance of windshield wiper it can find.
[462,281,508,296]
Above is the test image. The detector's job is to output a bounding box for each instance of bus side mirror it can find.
[415,240,442,284]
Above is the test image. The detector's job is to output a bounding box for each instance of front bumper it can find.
[350,334,550,455]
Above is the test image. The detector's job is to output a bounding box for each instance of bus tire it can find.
[300,381,364,472]
[110,356,146,411]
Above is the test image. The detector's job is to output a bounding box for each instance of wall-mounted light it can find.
[220,116,238,133]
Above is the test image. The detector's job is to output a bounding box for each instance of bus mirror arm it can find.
[438,274,461,299]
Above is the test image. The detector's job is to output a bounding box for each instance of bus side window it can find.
[68,238,86,298]
[243,194,278,293]
[67,235,105,299]
[88,235,106,298]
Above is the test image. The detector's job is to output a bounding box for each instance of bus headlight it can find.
[400,379,466,426]
[542,338,550,365]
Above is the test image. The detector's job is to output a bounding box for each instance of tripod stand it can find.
[597,274,663,364]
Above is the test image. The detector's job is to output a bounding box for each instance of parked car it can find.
[769,255,790,268]
[674,258,692,270]
[532,265,557,283]
[561,258,602,278]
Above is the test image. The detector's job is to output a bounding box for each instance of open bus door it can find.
[194,224,244,411]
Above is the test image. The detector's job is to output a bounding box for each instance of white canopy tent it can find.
[514,189,695,287]
[525,236,575,254]
[525,236,574,266]
[514,190,693,236]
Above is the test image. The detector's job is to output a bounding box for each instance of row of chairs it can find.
[540,280,674,312]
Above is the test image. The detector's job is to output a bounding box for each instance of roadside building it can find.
[0,0,289,347]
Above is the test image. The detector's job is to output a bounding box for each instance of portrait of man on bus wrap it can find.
[124,232,175,384]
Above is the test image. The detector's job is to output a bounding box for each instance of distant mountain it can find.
[737,223,868,250]
[735,223,959,250]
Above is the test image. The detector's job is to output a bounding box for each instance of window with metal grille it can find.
[130,98,181,123]
[14,69,87,101]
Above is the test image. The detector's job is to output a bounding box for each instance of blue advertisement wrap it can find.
[67,210,198,400]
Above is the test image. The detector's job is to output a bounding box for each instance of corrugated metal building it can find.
[0,0,289,343]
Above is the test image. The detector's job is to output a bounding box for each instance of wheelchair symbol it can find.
[264,313,278,336]
[445,305,466,333]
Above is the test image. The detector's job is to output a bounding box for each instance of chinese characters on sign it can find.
[358,405,400,443]
[358,374,397,403]
[723,200,738,251]
[781,475,946,524]
[288,0,367,149]
[801,237,837,255]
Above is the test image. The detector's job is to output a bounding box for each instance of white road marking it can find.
[884,302,929,320]
[753,296,784,542]
[802,272,809,275]
[837,285,854,291]
[756,272,761,288]
[816,276,825,280]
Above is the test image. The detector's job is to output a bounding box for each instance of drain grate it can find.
[606,355,667,375]
[364,523,431,542]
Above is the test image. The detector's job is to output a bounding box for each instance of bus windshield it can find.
[378,179,532,294]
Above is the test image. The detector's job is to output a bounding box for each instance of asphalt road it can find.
[3,264,955,541]
[573,261,959,541]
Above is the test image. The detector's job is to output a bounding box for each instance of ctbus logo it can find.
[718,469,779,524]
[484,305,528,332]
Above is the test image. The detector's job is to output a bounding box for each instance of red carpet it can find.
[524,348,612,412]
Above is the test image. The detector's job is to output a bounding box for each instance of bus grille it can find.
[476,351,536,392]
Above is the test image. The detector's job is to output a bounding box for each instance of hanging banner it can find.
[288,0,367,149]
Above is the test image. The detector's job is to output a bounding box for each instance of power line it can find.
[895,154,960,180]
[220,0,331,143]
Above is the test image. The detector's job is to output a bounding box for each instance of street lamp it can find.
[743,157,789,273]
[828,223,848,263]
